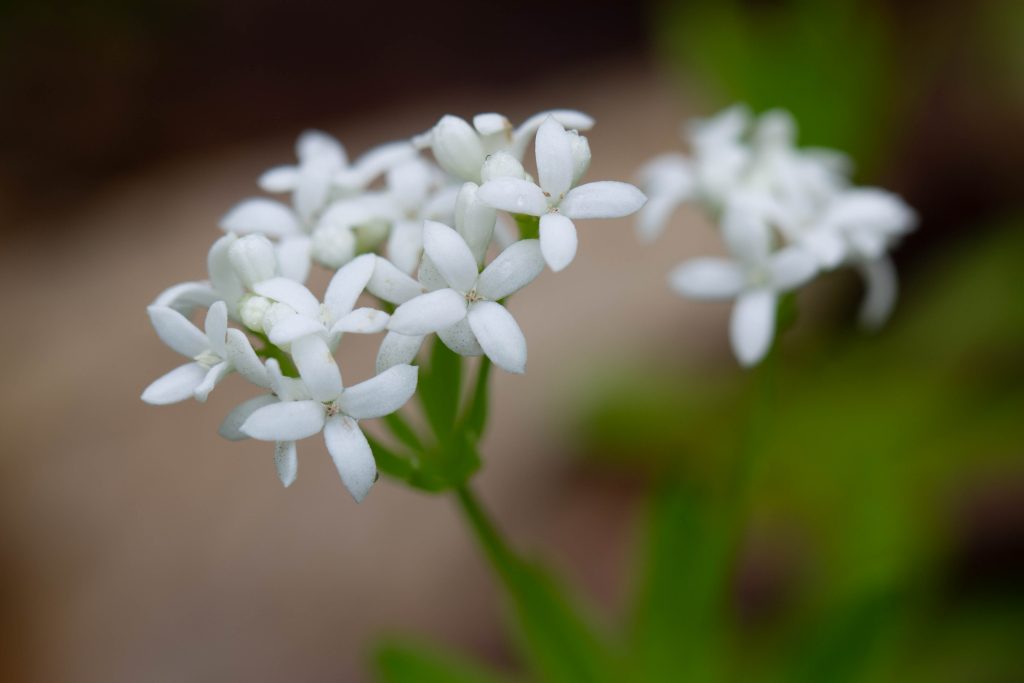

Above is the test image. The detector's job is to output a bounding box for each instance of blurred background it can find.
[1,0,1021,681]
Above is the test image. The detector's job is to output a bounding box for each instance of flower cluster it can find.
[637,105,917,366]
[143,111,646,500]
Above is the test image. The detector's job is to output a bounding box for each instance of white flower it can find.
[250,254,390,349]
[384,157,460,274]
[668,195,818,366]
[142,301,270,404]
[238,359,418,502]
[416,110,595,183]
[382,221,545,373]
[219,358,309,487]
[477,117,646,271]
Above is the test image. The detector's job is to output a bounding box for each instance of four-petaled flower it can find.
[478,117,646,271]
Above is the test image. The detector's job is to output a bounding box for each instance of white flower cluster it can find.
[142,111,646,500]
[638,105,917,367]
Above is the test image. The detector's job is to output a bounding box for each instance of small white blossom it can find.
[142,301,270,404]
[668,195,818,366]
[238,359,418,502]
[416,110,595,183]
[477,117,646,271]
[380,221,545,373]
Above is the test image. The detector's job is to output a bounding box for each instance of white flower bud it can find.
[311,224,356,269]
[354,219,390,252]
[568,131,591,185]
[239,294,273,333]
[481,151,527,182]
[431,115,485,182]
[260,302,298,339]
[228,234,278,289]
[454,182,496,265]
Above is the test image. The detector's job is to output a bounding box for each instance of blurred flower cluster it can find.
[638,106,917,366]
[142,111,646,499]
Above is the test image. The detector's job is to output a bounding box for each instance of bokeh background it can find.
[1,0,1022,681]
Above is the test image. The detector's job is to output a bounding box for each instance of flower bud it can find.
[481,151,526,182]
[311,224,356,269]
[431,115,485,182]
[568,131,591,185]
[228,234,278,289]
[238,294,273,333]
[260,302,299,339]
[473,113,513,153]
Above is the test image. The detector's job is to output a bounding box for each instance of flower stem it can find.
[454,484,518,581]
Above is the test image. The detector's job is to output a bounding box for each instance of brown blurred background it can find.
[1,0,1022,681]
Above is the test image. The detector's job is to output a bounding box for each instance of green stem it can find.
[453,484,518,581]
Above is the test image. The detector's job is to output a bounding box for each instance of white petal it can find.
[241,400,326,441]
[228,234,278,289]
[141,362,206,405]
[295,155,335,222]
[387,219,424,275]
[276,235,312,283]
[476,178,547,216]
[323,416,376,502]
[253,277,320,318]
[290,335,342,402]
[480,151,527,183]
[225,328,271,387]
[438,317,484,356]
[478,239,544,299]
[636,192,684,243]
[331,307,389,335]
[204,301,229,356]
[339,364,418,419]
[535,117,574,199]
[344,141,416,189]
[568,131,591,185]
[721,194,773,265]
[730,289,777,367]
[207,234,245,308]
[387,158,432,212]
[220,198,301,236]
[511,109,594,159]
[857,256,898,330]
[147,306,208,358]
[219,395,278,440]
[193,361,232,402]
[422,220,479,292]
[669,259,745,299]
[275,441,298,487]
[376,332,425,374]
[152,281,219,316]
[802,229,847,269]
[454,182,497,266]
[473,112,512,136]
[311,224,357,270]
[297,129,346,166]
[324,253,375,321]
[770,247,819,291]
[431,115,485,182]
[560,181,647,219]
[417,256,448,291]
[387,288,468,335]
[467,301,527,374]
[258,166,299,193]
[268,313,325,345]
[539,213,578,272]
[367,256,424,305]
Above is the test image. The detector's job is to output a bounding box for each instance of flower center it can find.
[325,401,341,417]
[194,349,221,369]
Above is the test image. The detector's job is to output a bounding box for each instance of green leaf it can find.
[780,588,905,683]
[373,639,511,683]
[418,337,463,445]
[628,483,730,682]
[500,558,621,683]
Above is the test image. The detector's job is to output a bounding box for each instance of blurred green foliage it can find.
[373,220,1024,681]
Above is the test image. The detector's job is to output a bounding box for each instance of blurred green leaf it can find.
[419,337,464,445]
